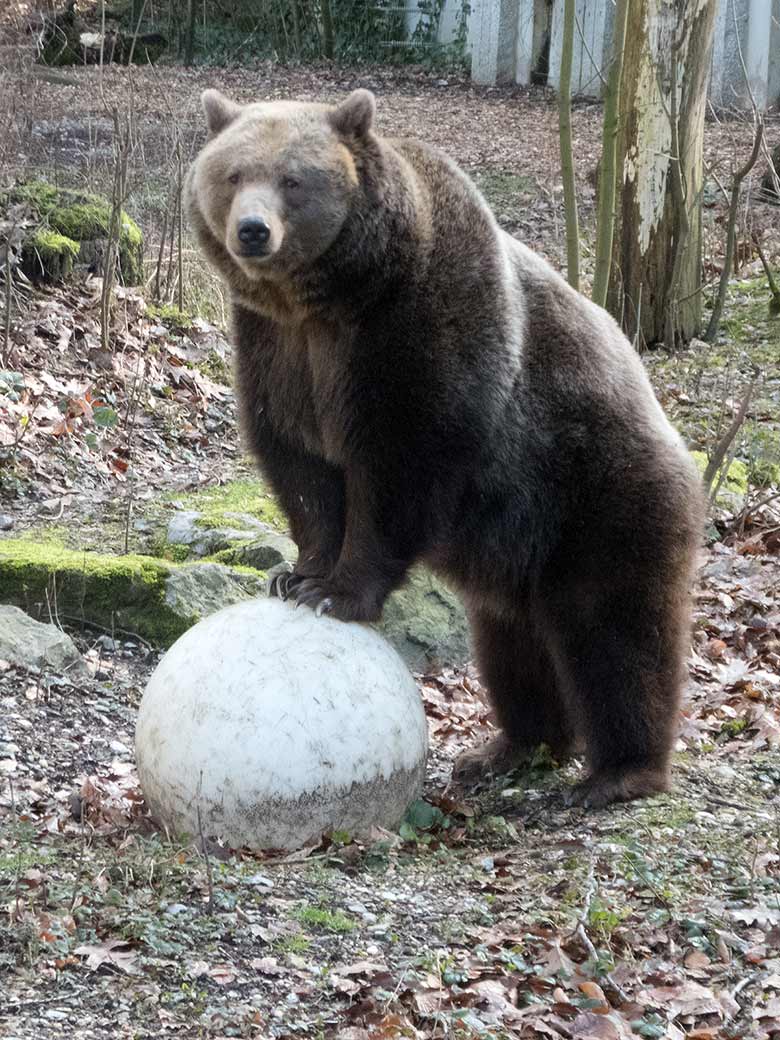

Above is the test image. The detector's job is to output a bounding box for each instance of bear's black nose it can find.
[237,218,271,255]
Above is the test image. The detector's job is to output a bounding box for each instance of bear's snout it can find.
[237,217,271,256]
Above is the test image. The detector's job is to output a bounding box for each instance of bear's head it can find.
[190,89,376,279]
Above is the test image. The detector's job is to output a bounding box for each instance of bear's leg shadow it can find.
[546,579,689,808]
[454,607,576,783]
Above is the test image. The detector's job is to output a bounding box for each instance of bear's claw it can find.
[267,564,303,601]
[289,578,380,622]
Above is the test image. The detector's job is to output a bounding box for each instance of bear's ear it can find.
[201,89,241,137]
[329,89,376,138]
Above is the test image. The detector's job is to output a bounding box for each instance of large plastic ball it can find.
[135,597,428,850]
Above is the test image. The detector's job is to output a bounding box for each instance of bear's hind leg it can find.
[454,608,575,784]
[547,581,689,808]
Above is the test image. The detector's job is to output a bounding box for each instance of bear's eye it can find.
[282,175,301,191]
[227,172,240,186]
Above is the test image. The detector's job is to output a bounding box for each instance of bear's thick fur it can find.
[186,88,703,807]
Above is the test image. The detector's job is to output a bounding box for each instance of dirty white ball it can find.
[135,597,428,850]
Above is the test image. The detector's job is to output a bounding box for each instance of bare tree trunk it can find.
[557,0,579,291]
[184,0,196,66]
[321,0,334,60]
[592,0,629,310]
[607,0,717,347]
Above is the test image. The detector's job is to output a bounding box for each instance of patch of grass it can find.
[170,478,287,531]
[198,350,231,385]
[586,897,632,942]
[275,932,312,954]
[293,904,358,934]
[146,303,194,329]
[472,168,537,213]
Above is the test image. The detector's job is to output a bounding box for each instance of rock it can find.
[0,606,86,676]
[231,530,298,570]
[163,563,264,620]
[0,538,270,649]
[380,568,471,671]
[0,515,13,531]
[166,510,257,557]
[166,510,208,550]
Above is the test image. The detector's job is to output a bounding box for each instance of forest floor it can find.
[1,44,780,1040]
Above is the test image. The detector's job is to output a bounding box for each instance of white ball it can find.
[135,597,428,850]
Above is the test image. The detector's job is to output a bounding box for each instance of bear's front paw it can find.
[291,578,382,622]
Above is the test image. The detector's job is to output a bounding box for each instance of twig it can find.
[122,368,144,555]
[57,613,153,650]
[126,0,149,66]
[752,232,780,313]
[2,990,88,1013]
[706,796,773,821]
[2,239,12,368]
[703,368,759,496]
[568,860,630,1004]
[573,12,608,90]
[704,117,764,342]
[196,775,214,914]
[69,799,88,913]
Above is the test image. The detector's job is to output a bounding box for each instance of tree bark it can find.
[607,0,717,348]
[558,0,579,292]
[592,0,628,310]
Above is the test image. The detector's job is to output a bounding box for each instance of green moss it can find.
[720,718,749,738]
[161,544,191,563]
[691,451,748,494]
[146,303,194,328]
[293,905,358,934]
[29,229,79,260]
[274,933,311,954]
[25,228,80,280]
[171,479,287,531]
[11,180,144,286]
[198,351,231,385]
[0,539,194,647]
[10,181,59,211]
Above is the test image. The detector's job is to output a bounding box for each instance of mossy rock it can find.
[380,568,471,671]
[0,540,262,647]
[11,180,143,286]
[25,229,80,282]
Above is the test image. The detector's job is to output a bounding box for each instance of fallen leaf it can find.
[74,938,140,974]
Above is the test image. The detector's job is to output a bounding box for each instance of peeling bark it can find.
[607,0,717,348]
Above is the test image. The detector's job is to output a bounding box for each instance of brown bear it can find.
[185,88,703,808]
